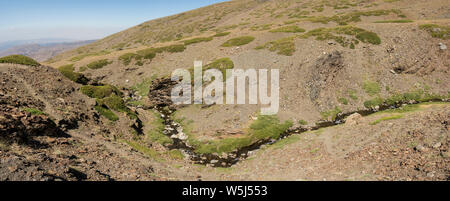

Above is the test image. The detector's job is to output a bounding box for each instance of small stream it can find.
[153,99,447,168]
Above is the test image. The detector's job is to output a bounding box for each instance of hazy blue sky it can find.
[0,0,228,42]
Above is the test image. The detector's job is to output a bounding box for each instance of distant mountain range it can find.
[0,39,96,62]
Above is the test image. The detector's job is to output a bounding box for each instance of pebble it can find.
[439,42,447,50]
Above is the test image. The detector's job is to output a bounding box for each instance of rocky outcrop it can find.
[308,51,344,102]
[0,105,61,141]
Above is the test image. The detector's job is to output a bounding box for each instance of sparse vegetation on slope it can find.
[419,24,450,39]
[301,26,381,47]
[0,55,40,66]
[86,59,112,69]
[221,36,255,47]
[189,115,292,154]
[306,9,404,25]
[270,25,306,33]
[256,36,296,56]
[58,64,89,85]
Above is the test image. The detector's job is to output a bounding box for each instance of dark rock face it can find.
[0,105,62,141]
[147,78,178,108]
[308,51,344,102]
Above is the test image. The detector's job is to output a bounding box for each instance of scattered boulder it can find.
[345,113,362,126]
[438,42,447,50]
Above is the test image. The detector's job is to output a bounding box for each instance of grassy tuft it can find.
[0,55,40,66]
[58,64,89,85]
[94,105,119,121]
[147,111,173,146]
[369,115,403,125]
[191,115,292,154]
[362,80,381,96]
[213,32,231,37]
[270,26,306,33]
[374,19,413,23]
[80,85,122,99]
[257,36,296,56]
[22,108,46,116]
[321,107,342,121]
[221,36,255,47]
[86,59,112,69]
[419,24,450,39]
[119,53,142,66]
[183,37,213,45]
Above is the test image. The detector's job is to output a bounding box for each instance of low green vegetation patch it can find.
[183,37,213,45]
[362,80,381,96]
[270,25,306,33]
[147,111,173,146]
[81,84,136,120]
[369,115,403,125]
[80,85,122,99]
[213,32,231,37]
[204,58,234,76]
[298,120,308,125]
[301,26,381,48]
[306,9,403,25]
[364,90,448,109]
[189,115,292,154]
[22,108,46,116]
[119,53,142,66]
[270,135,301,149]
[94,105,119,121]
[374,19,413,23]
[321,107,342,121]
[419,24,450,39]
[131,76,156,97]
[221,36,255,47]
[58,64,89,85]
[0,55,40,66]
[256,36,296,56]
[121,140,163,161]
[86,59,112,69]
[338,97,349,105]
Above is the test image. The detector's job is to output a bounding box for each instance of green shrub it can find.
[301,26,381,48]
[101,95,138,119]
[374,19,413,23]
[137,49,156,60]
[257,36,296,56]
[58,64,89,85]
[183,37,213,45]
[158,44,186,53]
[419,24,450,39]
[270,26,305,33]
[364,97,384,108]
[94,105,119,121]
[22,108,46,116]
[204,58,234,75]
[192,115,292,154]
[147,112,173,146]
[86,59,112,69]
[0,55,40,66]
[369,115,403,125]
[80,85,121,99]
[338,97,349,105]
[213,32,231,37]
[119,53,142,66]
[221,36,255,47]
[356,31,381,45]
[362,80,381,96]
[298,120,308,125]
[321,107,342,121]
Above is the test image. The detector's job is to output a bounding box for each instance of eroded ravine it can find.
[153,99,448,168]
[136,78,448,167]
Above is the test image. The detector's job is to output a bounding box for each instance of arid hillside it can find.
[1,0,449,181]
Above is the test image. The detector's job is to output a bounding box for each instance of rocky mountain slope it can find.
[0,0,449,180]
